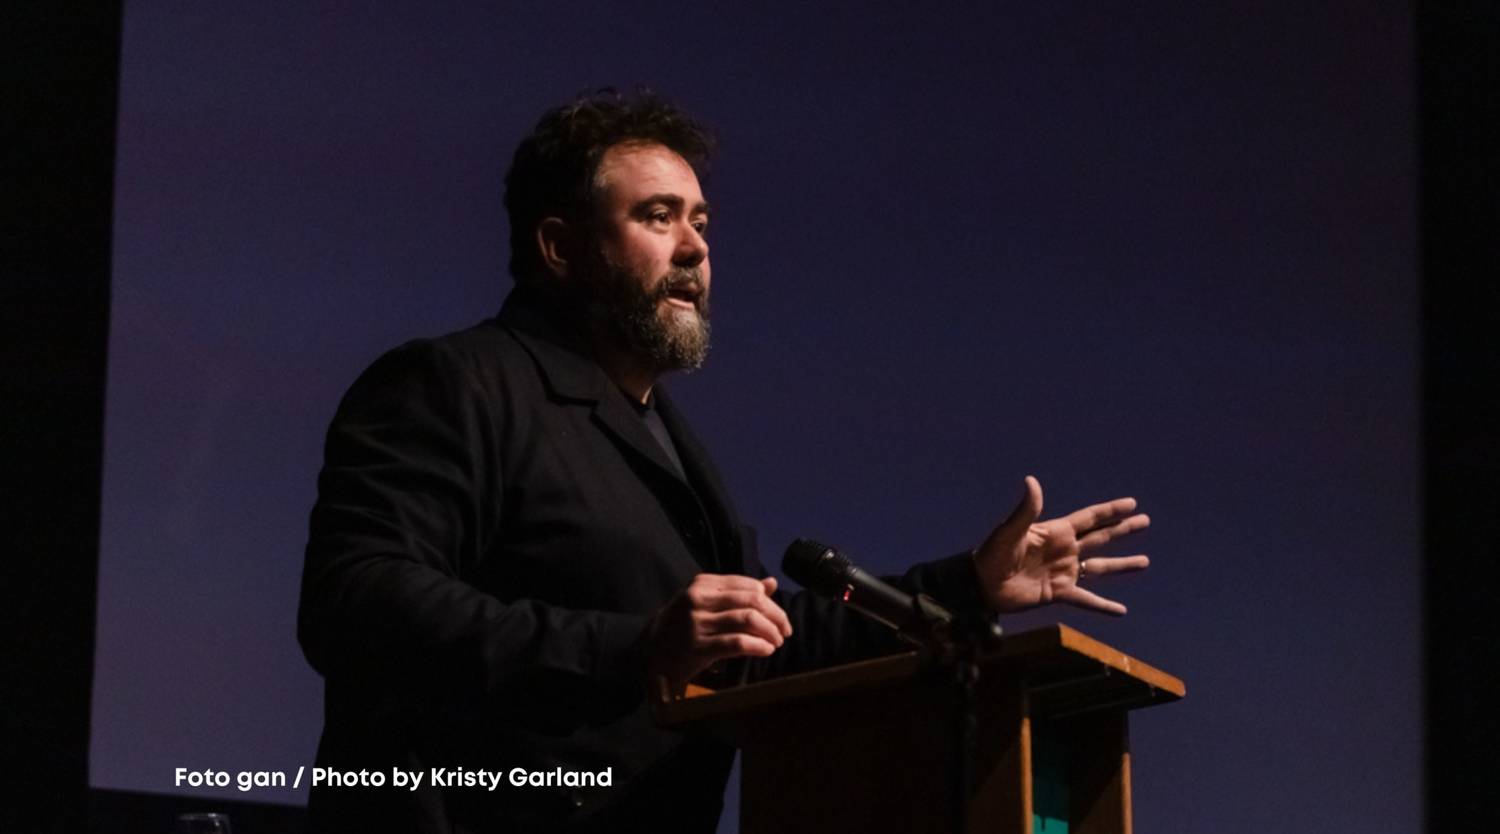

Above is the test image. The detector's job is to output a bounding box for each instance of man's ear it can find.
[536,217,574,280]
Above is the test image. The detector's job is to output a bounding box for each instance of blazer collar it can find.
[496,288,609,404]
[497,288,688,486]
[495,287,744,571]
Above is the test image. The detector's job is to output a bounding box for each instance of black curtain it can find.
[1419,2,1500,829]
[2,4,121,832]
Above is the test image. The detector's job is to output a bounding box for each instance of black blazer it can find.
[298,289,983,833]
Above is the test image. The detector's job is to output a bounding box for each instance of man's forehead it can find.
[595,142,703,200]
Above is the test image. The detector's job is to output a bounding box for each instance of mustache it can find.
[656,266,705,297]
[654,267,708,313]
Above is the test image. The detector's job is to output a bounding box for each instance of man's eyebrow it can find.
[633,194,711,216]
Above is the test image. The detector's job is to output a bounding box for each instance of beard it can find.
[582,252,711,373]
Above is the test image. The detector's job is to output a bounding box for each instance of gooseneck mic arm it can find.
[781,538,956,653]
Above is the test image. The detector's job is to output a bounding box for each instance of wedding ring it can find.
[1079,559,1089,580]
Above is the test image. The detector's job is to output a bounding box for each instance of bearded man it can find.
[297,90,1150,833]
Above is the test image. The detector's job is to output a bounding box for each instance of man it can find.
[298,90,1149,833]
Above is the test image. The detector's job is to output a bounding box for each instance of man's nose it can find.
[674,223,708,266]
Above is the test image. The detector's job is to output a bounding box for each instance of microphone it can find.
[782,539,954,651]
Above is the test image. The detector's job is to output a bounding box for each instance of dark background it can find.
[7,2,1495,832]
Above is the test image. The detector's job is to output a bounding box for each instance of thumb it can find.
[1000,475,1044,534]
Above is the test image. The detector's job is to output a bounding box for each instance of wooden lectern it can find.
[654,624,1184,834]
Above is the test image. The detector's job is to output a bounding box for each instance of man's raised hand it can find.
[973,476,1151,616]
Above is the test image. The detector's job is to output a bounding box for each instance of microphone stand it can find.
[938,612,1003,834]
[894,594,1002,834]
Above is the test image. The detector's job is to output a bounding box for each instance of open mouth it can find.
[663,284,701,310]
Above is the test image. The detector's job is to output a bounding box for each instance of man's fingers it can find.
[1079,555,1150,577]
[757,577,791,634]
[1077,514,1151,550]
[695,588,793,637]
[701,608,786,647]
[700,633,778,660]
[693,573,775,595]
[1065,497,1138,534]
[1056,585,1128,616]
[653,577,789,686]
[695,589,767,611]
[673,633,779,683]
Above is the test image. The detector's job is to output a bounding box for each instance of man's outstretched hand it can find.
[974,476,1151,616]
[645,573,793,691]
[645,477,1148,692]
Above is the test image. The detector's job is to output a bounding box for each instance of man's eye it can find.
[692,221,708,235]
[650,211,671,224]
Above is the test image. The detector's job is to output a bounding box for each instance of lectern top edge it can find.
[653,623,1185,728]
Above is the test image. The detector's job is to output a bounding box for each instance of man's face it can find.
[580,142,712,372]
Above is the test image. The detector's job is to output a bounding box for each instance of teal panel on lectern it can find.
[1032,726,1069,834]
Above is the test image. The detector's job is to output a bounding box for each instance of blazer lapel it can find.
[497,292,689,486]
[655,386,745,573]
[587,391,689,486]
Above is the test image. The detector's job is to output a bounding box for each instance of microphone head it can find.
[782,539,853,597]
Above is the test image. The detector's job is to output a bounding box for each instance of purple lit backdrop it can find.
[93,4,1418,831]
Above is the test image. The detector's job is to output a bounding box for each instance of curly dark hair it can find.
[503,89,717,283]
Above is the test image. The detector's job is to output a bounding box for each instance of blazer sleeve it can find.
[297,340,649,712]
